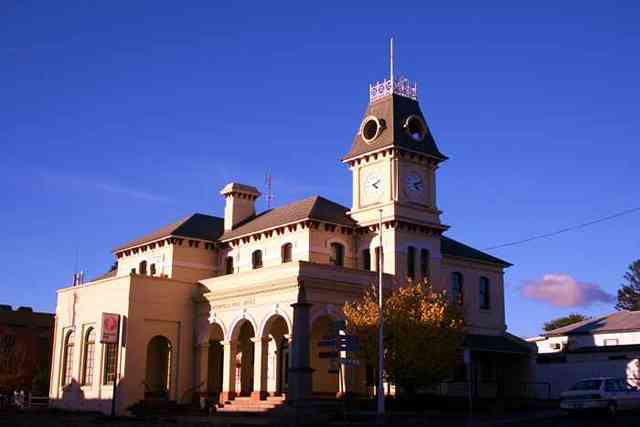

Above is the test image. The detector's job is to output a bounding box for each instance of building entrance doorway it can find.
[145,336,172,399]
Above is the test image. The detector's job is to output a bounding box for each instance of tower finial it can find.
[390,36,394,86]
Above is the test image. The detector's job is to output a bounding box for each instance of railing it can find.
[29,395,49,408]
[369,77,417,103]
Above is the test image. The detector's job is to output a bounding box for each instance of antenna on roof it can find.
[72,244,85,286]
[265,173,274,209]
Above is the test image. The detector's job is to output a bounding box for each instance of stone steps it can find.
[218,396,287,413]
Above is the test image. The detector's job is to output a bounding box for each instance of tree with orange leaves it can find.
[343,279,465,396]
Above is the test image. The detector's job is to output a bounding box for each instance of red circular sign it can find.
[104,316,117,332]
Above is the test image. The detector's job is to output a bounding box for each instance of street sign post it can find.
[101,313,121,417]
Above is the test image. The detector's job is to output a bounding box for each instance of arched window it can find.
[362,249,371,270]
[451,272,464,305]
[479,277,491,309]
[82,328,95,386]
[61,331,75,386]
[330,242,344,267]
[407,246,416,280]
[149,263,157,276]
[139,260,148,275]
[281,243,292,263]
[420,249,430,281]
[252,250,263,269]
[225,256,234,275]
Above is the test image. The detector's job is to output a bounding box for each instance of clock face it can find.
[365,173,383,199]
[406,173,424,193]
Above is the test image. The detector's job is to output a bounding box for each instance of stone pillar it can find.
[288,280,314,405]
[251,337,270,400]
[219,340,237,403]
[195,342,210,398]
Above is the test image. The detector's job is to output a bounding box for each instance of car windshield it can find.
[570,380,603,391]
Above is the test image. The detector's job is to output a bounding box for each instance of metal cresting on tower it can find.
[369,37,418,103]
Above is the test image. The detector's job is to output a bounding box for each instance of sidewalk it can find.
[326,409,565,427]
[177,408,564,426]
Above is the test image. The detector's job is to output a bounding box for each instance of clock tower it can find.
[343,41,449,280]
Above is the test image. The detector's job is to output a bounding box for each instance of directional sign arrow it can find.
[337,335,359,344]
[337,343,360,352]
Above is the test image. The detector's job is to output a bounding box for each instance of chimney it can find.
[220,183,261,231]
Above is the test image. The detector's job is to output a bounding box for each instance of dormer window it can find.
[404,115,427,142]
[252,250,263,269]
[360,116,385,144]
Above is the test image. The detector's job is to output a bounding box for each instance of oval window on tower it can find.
[404,115,427,142]
[360,116,384,144]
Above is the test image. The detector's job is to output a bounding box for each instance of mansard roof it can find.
[113,213,224,252]
[441,236,512,267]
[111,199,511,269]
[343,94,447,162]
[220,195,355,240]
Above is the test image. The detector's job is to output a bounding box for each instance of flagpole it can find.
[390,37,394,87]
[377,208,385,420]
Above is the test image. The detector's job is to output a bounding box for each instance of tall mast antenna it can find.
[265,173,274,209]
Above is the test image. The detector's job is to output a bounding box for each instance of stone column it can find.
[219,340,237,403]
[195,342,210,398]
[251,336,270,400]
[288,280,314,405]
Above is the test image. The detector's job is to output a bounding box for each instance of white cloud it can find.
[521,273,614,308]
[95,182,171,202]
[40,170,172,203]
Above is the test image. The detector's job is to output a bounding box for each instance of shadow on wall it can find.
[51,378,123,414]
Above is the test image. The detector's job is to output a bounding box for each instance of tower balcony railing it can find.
[369,76,417,103]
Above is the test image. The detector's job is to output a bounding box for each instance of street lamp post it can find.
[377,208,385,420]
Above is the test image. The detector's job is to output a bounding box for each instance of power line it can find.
[484,206,640,251]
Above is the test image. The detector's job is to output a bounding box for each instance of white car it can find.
[560,377,640,415]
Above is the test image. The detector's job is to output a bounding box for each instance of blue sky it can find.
[1,2,639,338]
